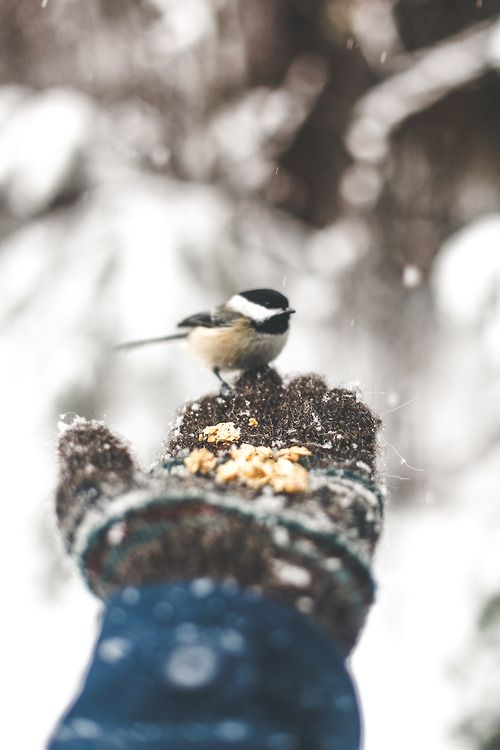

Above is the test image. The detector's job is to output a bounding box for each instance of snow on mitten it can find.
[55,368,383,654]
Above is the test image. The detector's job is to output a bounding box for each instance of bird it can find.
[115,288,295,393]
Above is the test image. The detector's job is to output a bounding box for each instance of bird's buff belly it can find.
[188,326,288,370]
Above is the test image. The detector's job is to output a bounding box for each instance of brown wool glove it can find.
[55,368,383,654]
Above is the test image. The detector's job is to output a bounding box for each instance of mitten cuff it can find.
[49,581,361,750]
[70,463,383,653]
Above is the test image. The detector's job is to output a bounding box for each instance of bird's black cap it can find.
[240,288,290,310]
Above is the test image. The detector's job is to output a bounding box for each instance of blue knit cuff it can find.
[49,581,361,750]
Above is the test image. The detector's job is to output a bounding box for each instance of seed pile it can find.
[184,439,311,493]
[199,421,241,444]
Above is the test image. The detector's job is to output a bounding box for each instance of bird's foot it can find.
[213,367,233,398]
[219,381,233,398]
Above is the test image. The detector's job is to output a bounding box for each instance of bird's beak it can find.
[286,308,296,314]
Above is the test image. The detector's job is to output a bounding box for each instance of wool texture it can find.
[55,367,384,654]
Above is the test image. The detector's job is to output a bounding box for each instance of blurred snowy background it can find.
[2,0,500,747]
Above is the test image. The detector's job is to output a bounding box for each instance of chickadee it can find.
[115,288,295,391]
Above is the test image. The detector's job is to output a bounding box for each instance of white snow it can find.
[107,522,126,546]
[70,719,101,739]
[433,214,500,367]
[98,637,130,663]
[346,17,500,165]
[121,586,141,605]
[219,628,245,654]
[148,0,216,54]
[353,455,500,750]
[351,0,401,66]
[2,67,498,750]
[271,560,312,588]
[215,720,249,742]
[340,164,383,209]
[164,644,219,689]
[190,577,215,597]
[0,89,94,217]
[57,413,85,434]
[402,265,423,289]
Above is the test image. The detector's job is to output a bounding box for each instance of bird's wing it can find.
[115,306,239,351]
[177,311,214,328]
[177,306,240,329]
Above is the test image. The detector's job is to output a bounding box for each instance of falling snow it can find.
[3,5,500,750]
[164,644,219,689]
[402,265,422,289]
[98,637,130,663]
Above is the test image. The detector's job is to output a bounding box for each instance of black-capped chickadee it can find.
[115,288,295,392]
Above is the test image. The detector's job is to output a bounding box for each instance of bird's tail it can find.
[114,333,188,351]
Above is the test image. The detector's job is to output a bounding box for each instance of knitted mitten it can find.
[56,368,383,654]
